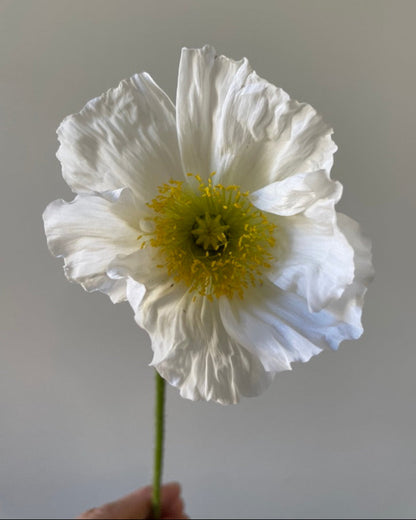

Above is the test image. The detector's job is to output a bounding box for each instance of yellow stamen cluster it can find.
[143,174,276,299]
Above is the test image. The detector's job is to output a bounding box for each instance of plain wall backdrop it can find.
[1,1,415,518]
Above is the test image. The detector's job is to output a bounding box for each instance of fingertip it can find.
[160,481,182,504]
[161,488,187,519]
[162,481,181,494]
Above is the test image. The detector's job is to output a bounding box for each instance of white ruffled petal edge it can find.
[328,213,374,329]
[43,188,140,303]
[176,45,337,193]
[57,72,182,203]
[249,169,352,313]
[249,169,342,216]
[220,284,325,373]
[268,211,355,312]
[125,278,274,404]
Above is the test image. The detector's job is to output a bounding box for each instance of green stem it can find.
[151,370,166,519]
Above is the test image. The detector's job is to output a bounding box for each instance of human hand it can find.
[76,482,188,519]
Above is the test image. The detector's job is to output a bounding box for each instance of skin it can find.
[77,482,188,519]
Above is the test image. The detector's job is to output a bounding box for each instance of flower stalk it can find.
[151,370,166,519]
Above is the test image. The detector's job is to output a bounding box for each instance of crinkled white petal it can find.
[220,276,362,375]
[221,215,373,370]
[57,73,182,204]
[108,246,168,290]
[43,189,140,302]
[176,45,251,180]
[126,281,274,404]
[221,283,324,372]
[176,45,337,192]
[249,169,342,216]
[324,213,374,337]
[268,209,355,312]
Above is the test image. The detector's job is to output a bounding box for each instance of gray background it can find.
[1,1,415,518]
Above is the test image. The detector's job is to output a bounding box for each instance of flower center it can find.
[191,213,229,252]
[142,174,276,299]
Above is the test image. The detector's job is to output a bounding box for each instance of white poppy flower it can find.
[43,45,373,404]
